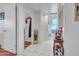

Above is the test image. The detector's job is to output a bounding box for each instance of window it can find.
[51,16,58,33]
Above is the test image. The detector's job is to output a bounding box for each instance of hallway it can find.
[18,3,56,56]
[21,39,53,56]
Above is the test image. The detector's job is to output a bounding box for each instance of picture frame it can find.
[0,12,4,20]
[75,3,79,21]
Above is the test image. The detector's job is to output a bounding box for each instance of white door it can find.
[0,19,5,48]
[0,4,16,54]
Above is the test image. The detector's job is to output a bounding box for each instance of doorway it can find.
[49,4,64,56]
[24,16,32,49]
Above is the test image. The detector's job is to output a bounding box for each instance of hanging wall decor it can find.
[25,16,32,38]
[33,29,38,44]
[0,12,4,20]
[75,3,79,21]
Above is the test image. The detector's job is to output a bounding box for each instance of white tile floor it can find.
[21,34,54,56]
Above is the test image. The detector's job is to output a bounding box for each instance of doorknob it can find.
[4,30,7,32]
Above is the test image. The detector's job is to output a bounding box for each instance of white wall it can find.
[0,4,16,53]
[40,12,48,43]
[64,3,79,56]
[17,4,24,55]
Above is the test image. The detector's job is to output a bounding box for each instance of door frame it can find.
[15,4,17,55]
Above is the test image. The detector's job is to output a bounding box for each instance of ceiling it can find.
[23,3,58,13]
